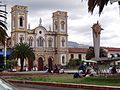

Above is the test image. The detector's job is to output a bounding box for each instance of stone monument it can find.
[92,21,103,61]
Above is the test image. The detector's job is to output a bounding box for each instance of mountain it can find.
[68,41,90,48]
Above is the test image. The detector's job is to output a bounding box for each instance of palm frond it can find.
[0,21,7,30]
[0,26,8,45]
[10,43,35,61]
[86,0,110,15]
[99,0,109,15]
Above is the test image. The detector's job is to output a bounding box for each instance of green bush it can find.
[67,59,82,68]
[6,59,18,70]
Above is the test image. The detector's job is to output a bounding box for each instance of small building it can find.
[68,48,88,60]
[105,47,120,65]
[105,47,120,58]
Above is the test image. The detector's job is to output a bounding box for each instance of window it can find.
[19,16,23,27]
[78,54,81,60]
[13,16,15,27]
[116,53,120,57]
[111,54,115,58]
[29,37,33,46]
[61,21,65,30]
[39,31,42,34]
[37,37,44,47]
[62,38,65,47]
[71,54,74,59]
[62,56,65,64]
[48,38,53,47]
[19,35,24,43]
[55,21,58,30]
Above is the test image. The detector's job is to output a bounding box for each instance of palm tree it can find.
[84,0,120,15]
[0,15,8,45]
[10,43,35,71]
[86,47,107,60]
[0,4,8,45]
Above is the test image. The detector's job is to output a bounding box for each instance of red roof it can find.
[105,47,120,52]
[68,48,88,53]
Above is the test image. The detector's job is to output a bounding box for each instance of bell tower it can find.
[11,5,28,46]
[53,11,67,33]
[52,11,68,66]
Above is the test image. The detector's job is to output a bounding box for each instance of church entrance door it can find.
[38,57,44,71]
[48,58,53,70]
[28,59,33,71]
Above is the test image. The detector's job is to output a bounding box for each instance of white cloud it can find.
[2,0,120,47]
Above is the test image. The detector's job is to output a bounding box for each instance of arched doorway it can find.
[48,57,53,70]
[38,57,44,71]
[28,59,33,71]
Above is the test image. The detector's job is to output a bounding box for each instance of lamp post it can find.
[4,36,7,70]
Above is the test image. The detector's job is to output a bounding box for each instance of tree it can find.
[0,5,8,45]
[86,47,94,60]
[10,43,35,71]
[0,22,8,45]
[86,47,108,60]
[84,0,120,15]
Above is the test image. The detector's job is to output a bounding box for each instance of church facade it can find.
[11,5,68,70]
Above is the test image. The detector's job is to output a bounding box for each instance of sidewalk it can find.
[16,83,90,90]
[9,80,120,90]
[14,70,78,74]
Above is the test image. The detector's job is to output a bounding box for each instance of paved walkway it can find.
[16,84,91,90]
[13,70,78,74]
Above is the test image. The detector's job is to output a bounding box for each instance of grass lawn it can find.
[7,74,120,86]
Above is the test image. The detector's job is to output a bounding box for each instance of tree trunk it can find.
[20,57,24,71]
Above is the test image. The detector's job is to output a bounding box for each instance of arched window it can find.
[78,54,81,60]
[37,37,44,47]
[62,56,65,64]
[28,37,33,46]
[62,38,65,47]
[19,35,24,43]
[116,53,120,57]
[55,21,58,30]
[61,21,65,30]
[48,38,53,47]
[13,16,15,27]
[19,16,24,27]
[71,54,74,59]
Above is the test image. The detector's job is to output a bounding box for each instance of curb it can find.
[8,80,120,90]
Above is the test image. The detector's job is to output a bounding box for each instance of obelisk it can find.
[92,21,103,61]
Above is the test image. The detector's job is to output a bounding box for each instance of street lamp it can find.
[4,36,7,70]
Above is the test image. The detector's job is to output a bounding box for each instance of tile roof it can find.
[68,48,88,53]
[105,47,120,52]
[68,47,120,53]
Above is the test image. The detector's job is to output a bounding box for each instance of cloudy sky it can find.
[1,0,120,47]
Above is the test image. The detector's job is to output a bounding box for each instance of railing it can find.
[98,69,120,77]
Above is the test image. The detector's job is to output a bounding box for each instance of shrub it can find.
[67,59,82,68]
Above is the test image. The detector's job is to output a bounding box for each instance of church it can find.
[11,5,68,70]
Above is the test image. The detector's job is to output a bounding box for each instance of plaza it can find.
[0,0,120,90]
